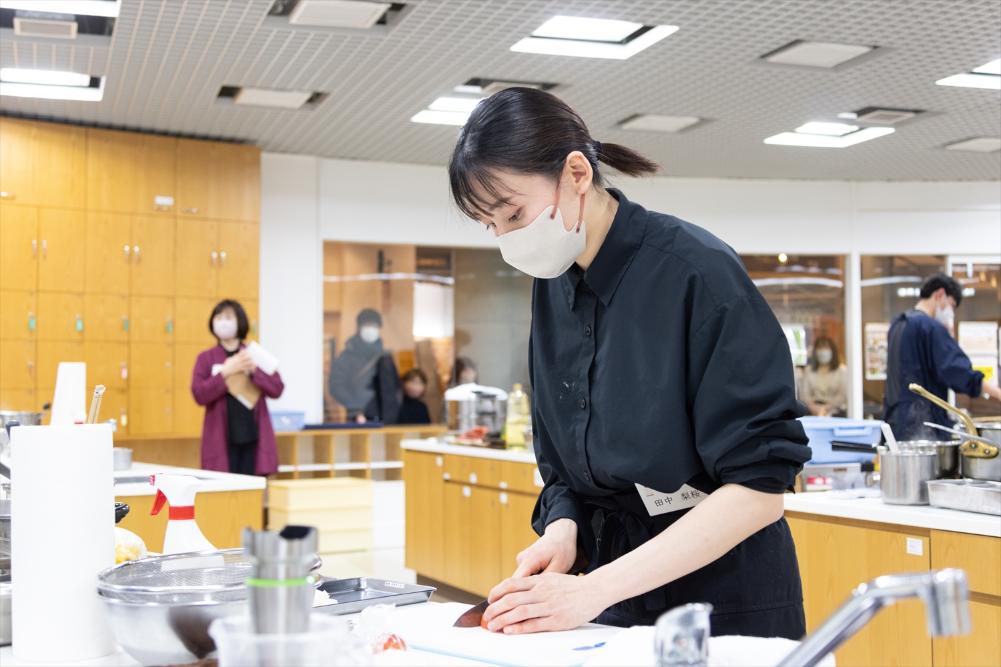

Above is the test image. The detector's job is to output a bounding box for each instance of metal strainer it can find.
[98,549,252,605]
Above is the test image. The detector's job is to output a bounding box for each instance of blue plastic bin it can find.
[798,416,882,464]
[270,410,306,432]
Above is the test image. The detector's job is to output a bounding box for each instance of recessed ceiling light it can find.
[456,77,558,96]
[944,137,1001,153]
[531,16,644,42]
[936,72,1000,90]
[428,96,483,113]
[0,79,103,101]
[0,67,91,87]
[761,40,875,69]
[287,0,391,28]
[511,16,677,60]
[849,106,925,125]
[233,87,314,109]
[410,109,469,126]
[764,127,894,148]
[796,121,859,136]
[619,114,703,133]
[972,58,1001,75]
[0,0,120,17]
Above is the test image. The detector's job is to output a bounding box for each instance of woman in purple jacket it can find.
[191,300,284,476]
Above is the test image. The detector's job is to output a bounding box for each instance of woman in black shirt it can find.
[449,89,811,638]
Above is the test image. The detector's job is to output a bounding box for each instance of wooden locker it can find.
[498,491,540,583]
[136,134,177,215]
[174,297,217,344]
[0,339,36,389]
[130,296,174,342]
[0,203,38,291]
[85,211,132,294]
[36,340,85,390]
[0,388,35,412]
[100,387,129,433]
[129,342,173,388]
[84,340,129,391]
[86,128,138,214]
[32,122,87,209]
[84,293,129,342]
[175,218,219,297]
[217,221,259,300]
[211,143,259,222]
[36,292,85,341]
[0,290,37,340]
[37,208,86,292]
[174,342,205,435]
[129,388,173,435]
[243,299,259,339]
[131,215,175,296]
[0,118,36,204]
[176,139,215,218]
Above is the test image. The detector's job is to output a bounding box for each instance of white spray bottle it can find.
[150,474,216,554]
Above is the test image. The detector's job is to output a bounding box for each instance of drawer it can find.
[268,478,372,511]
[500,460,543,495]
[268,506,372,532]
[931,530,1001,597]
[443,454,503,488]
[319,529,372,553]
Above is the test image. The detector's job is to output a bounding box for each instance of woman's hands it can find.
[481,572,609,634]
[510,518,578,578]
[221,350,255,378]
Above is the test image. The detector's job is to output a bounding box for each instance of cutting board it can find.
[390,603,622,667]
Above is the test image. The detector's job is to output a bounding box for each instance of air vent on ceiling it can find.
[217,85,328,110]
[842,106,925,125]
[267,0,410,32]
[456,77,558,95]
[759,39,878,69]
[13,16,77,39]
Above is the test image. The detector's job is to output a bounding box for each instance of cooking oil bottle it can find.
[504,383,531,449]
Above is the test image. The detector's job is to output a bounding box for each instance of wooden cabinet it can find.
[498,490,539,582]
[84,341,128,391]
[404,451,447,580]
[100,388,129,433]
[131,216,175,295]
[37,340,85,391]
[0,119,85,207]
[217,221,259,299]
[130,296,174,342]
[175,297,216,344]
[87,129,176,215]
[933,599,1001,667]
[176,139,214,218]
[173,342,204,435]
[177,140,259,221]
[129,388,173,435]
[37,208,86,292]
[0,204,39,290]
[129,342,172,388]
[0,339,36,389]
[85,211,133,295]
[84,293,129,341]
[36,292,84,341]
[0,118,36,203]
[0,290,37,340]
[0,387,35,412]
[175,219,219,297]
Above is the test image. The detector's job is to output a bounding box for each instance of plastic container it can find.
[271,410,306,432]
[504,383,531,449]
[799,416,882,464]
[209,614,365,667]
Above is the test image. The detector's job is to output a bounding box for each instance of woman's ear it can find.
[564,151,593,195]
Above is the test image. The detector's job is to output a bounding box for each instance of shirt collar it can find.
[559,188,646,309]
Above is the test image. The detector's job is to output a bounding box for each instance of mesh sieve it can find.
[97,549,251,605]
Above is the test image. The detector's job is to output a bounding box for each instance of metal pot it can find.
[879,444,939,505]
[113,447,133,471]
[899,440,960,479]
[908,384,1000,482]
[0,411,42,430]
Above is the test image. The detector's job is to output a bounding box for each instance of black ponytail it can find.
[449,87,658,221]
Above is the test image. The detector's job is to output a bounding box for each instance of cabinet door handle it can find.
[120,361,128,381]
[123,244,131,259]
[211,250,218,265]
[219,250,227,266]
[27,360,34,375]
[184,207,199,215]
[41,239,47,258]
[133,245,141,262]
[0,191,14,200]
[31,239,38,257]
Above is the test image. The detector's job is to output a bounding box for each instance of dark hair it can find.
[453,356,477,383]
[402,368,428,385]
[919,273,963,306]
[356,308,382,328]
[448,87,659,221]
[811,336,840,371]
[209,299,249,341]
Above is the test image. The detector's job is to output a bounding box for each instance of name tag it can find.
[635,483,707,516]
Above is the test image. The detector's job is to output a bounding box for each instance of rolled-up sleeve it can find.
[930,324,984,397]
[687,295,812,493]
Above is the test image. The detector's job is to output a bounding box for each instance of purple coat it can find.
[192,344,285,475]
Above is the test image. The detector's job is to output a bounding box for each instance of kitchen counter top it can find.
[403,439,536,464]
[113,462,266,497]
[784,490,1001,538]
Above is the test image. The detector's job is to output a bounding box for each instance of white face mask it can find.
[816,349,833,365]
[496,192,585,279]
[935,305,955,330]
[360,326,381,344]
[213,317,238,340]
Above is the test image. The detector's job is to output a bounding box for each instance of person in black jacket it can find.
[397,369,432,424]
[329,309,390,422]
[448,88,811,638]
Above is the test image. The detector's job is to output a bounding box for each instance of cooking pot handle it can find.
[830,440,878,453]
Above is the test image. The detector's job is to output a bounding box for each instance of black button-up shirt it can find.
[530,189,810,534]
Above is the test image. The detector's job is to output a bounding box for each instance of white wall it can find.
[261,153,1001,418]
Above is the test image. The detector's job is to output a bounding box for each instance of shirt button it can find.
[584,325,592,338]
[585,472,592,482]
[579,399,587,410]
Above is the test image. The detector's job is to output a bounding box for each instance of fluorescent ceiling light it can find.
[234,87,313,109]
[0,0,119,17]
[531,16,643,42]
[795,121,859,136]
[428,96,483,113]
[0,79,103,101]
[411,109,469,126]
[1,67,90,87]
[288,0,391,29]
[620,114,702,133]
[762,40,873,68]
[511,23,677,60]
[944,137,1001,153]
[935,72,1000,90]
[973,59,1001,75]
[764,126,894,148]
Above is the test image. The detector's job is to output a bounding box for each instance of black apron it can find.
[580,482,806,639]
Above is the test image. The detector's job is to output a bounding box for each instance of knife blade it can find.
[453,600,490,628]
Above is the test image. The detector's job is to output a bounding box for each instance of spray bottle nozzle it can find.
[151,489,168,516]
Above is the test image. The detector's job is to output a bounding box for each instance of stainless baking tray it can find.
[313,577,435,615]
[927,479,1001,516]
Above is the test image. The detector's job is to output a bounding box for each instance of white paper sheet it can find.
[50,361,86,425]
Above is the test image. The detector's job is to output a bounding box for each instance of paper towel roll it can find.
[50,362,87,426]
[11,424,115,662]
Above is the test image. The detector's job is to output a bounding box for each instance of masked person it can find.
[449,88,811,638]
[801,337,847,417]
[329,309,401,423]
[192,299,284,475]
[884,273,1001,439]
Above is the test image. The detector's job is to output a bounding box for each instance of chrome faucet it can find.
[777,569,969,667]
